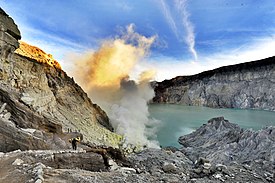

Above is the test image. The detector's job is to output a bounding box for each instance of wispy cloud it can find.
[142,34,275,81]
[116,1,133,12]
[159,0,179,38]
[175,0,198,60]
[159,0,198,60]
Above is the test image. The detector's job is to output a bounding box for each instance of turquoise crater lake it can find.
[149,104,275,148]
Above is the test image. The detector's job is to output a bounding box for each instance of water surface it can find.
[149,104,275,147]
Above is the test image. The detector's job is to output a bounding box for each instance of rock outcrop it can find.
[0,8,121,152]
[0,150,107,183]
[179,117,275,182]
[0,7,20,54]
[15,41,62,69]
[0,7,21,83]
[153,56,275,110]
[0,103,51,152]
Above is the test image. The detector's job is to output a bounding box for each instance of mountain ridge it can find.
[153,56,275,110]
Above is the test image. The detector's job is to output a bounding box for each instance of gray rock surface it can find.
[0,8,21,86]
[179,117,275,182]
[1,146,273,183]
[0,103,52,152]
[153,56,275,111]
[0,150,107,183]
[0,8,21,39]
[0,8,20,56]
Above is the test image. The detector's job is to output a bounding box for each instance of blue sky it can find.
[1,0,275,80]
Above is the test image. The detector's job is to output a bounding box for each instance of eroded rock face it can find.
[0,8,20,51]
[0,101,74,152]
[179,117,275,164]
[179,117,275,181]
[0,8,21,84]
[153,56,275,111]
[0,8,20,38]
[0,8,120,152]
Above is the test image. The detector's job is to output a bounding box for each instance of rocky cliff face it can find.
[153,56,275,110]
[0,8,121,152]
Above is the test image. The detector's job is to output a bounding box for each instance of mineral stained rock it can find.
[15,41,62,69]
[153,56,275,111]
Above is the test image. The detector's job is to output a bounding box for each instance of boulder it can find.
[51,152,107,172]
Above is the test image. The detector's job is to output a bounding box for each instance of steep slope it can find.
[0,8,121,152]
[153,56,275,110]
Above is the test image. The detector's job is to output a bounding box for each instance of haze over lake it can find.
[149,104,275,147]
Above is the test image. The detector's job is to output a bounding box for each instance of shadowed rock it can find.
[0,8,21,40]
[0,7,21,61]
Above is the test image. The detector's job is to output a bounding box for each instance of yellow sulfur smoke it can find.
[73,24,159,148]
[74,24,156,103]
[139,70,157,83]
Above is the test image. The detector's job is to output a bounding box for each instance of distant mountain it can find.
[153,56,275,110]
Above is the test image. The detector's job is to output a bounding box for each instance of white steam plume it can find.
[72,24,160,148]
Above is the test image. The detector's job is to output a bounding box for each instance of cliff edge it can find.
[153,56,275,110]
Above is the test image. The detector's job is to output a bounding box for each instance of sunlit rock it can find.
[15,41,62,69]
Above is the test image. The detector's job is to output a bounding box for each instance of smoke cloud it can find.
[72,24,159,148]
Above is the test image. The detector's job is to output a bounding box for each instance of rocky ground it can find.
[1,117,274,183]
